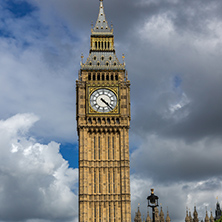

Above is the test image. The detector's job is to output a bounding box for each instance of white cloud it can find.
[0,114,78,222]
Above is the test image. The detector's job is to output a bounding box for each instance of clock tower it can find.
[76,0,131,221]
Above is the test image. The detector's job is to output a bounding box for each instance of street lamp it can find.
[147,189,159,222]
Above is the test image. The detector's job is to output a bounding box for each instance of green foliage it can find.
[215,216,222,222]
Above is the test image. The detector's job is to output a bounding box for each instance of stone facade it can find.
[185,202,222,222]
[134,206,171,222]
[76,0,131,221]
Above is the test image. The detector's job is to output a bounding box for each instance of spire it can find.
[146,211,151,222]
[185,208,190,222]
[205,209,209,222]
[160,206,165,222]
[210,211,214,222]
[92,0,112,34]
[134,207,142,222]
[193,206,199,222]
[166,210,171,222]
[189,210,193,222]
[81,0,125,70]
[215,198,222,220]
[155,207,160,222]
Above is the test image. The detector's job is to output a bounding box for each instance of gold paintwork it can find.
[87,86,119,115]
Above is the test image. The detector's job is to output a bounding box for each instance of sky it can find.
[0,0,222,221]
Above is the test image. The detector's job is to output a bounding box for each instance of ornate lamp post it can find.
[147,189,159,222]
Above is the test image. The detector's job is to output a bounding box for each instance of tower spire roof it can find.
[92,0,112,34]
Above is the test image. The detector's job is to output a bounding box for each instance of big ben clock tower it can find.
[76,0,131,221]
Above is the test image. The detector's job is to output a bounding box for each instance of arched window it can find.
[97,73,100,81]
[111,74,114,81]
[106,75,109,81]
[102,74,105,81]
[115,74,118,81]
[93,74,96,81]
[88,73,91,81]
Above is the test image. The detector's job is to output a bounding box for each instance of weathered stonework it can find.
[76,1,131,221]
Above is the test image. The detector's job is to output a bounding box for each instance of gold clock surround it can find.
[88,86,119,115]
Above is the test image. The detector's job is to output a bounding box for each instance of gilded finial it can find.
[151,188,154,194]
[81,53,84,65]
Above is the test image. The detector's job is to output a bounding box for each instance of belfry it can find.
[76,0,131,221]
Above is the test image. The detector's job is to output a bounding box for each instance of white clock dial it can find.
[90,88,117,113]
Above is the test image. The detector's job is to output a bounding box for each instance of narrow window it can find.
[109,204,111,222]
[115,74,118,81]
[98,42,100,49]
[88,73,91,81]
[93,74,96,81]
[94,169,96,193]
[95,42,97,49]
[99,170,101,193]
[112,137,115,159]
[94,136,96,159]
[111,74,114,81]
[108,171,111,193]
[98,136,101,160]
[102,74,105,81]
[108,136,110,160]
[97,73,100,81]
[99,204,101,222]
[106,74,109,81]
[101,42,104,49]
[114,204,116,222]
[94,203,97,222]
[113,169,115,193]
[108,42,110,49]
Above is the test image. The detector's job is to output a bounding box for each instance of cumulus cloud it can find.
[0,114,78,222]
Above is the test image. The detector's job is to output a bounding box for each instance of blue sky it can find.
[1,0,222,221]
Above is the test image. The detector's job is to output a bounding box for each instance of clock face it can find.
[90,88,117,113]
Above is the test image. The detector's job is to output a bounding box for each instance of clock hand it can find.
[101,98,113,109]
